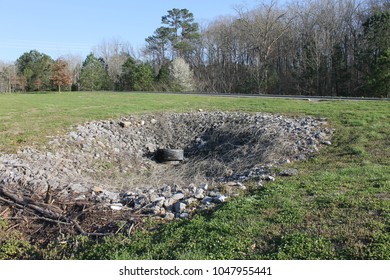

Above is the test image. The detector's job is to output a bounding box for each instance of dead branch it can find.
[0,185,111,237]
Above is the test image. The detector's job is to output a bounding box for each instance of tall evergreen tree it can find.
[362,11,390,97]
[117,57,136,91]
[146,8,200,61]
[16,50,53,91]
[118,57,154,91]
[79,53,111,91]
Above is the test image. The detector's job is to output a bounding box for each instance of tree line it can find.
[0,0,389,97]
[191,0,389,97]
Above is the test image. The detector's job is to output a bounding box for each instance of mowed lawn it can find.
[0,91,389,259]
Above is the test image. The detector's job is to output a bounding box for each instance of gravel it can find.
[0,111,334,219]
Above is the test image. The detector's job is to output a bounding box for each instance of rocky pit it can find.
[0,111,333,239]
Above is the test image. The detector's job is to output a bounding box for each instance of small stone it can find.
[163,198,176,208]
[179,213,189,219]
[110,203,123,210]
[150,195,165,203]
[145,143,157,153]
[314,132,326,139]
[119,121,131,128]
[296,154,306,160]
[164,212,175,220]
[194,188,205,199]
[209,191,218,197]
[69,132,78,140]
[173,202,186,213]
[97,141,106,148]
[321,140,332,145]
[261,175,275,182]
[146,205,161,215]
[171,192,185,201]
[213,194,226,203]
[75,194,86,201]
[237,182,247,190]
[279,168,299,176]
[104,191,120,201]
[150,118,157,124]
[155,198,165,207]
[280,159,290,164]
[202,196,213,205]
[200,183,208,190]
[68,183,89,193]
[226,181,246,190]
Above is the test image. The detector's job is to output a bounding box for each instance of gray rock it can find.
[163,197,176,208]
[164,212,175,220]
[171,192,185,201]
[261,175,275,182]
[145,143,157,153]
[201,196,213,205]
[280,168,299,176]
[104,191,120,201]
[173,202,186,213]
[68,183,89,193]
[194,188,205,199]
[69,132,78,140]
[213,194,226,203]
[119,121,131,128]
[179,213,189,219]
[110,203,123,210]
[209,191,219,197]
[151,195,165,203]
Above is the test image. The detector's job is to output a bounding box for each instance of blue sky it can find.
[0,0,260,62]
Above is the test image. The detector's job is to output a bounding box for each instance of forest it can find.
[0,0,389,97]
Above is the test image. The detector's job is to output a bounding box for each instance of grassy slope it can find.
[0,92,389,259]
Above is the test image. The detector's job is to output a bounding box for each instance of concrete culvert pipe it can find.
[155,149,184,162]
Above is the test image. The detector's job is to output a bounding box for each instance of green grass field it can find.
[0,92,389,259]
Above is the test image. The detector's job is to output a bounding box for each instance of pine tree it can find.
[79,54,111,91]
